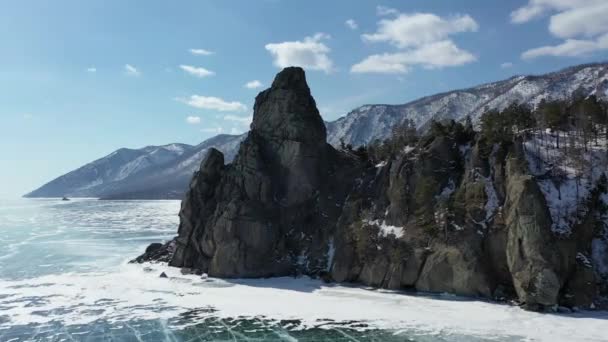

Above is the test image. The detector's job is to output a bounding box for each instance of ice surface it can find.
[0,265,606,342]
[1,198,607,342]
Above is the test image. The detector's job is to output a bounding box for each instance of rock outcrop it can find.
[136,67,608,311]
[503,142,563,309]
[165,67,362,278]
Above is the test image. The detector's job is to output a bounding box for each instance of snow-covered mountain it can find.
[24,135,244,199]
[25,62,608,199]
[327,62,608,146]
[100,134,244,199]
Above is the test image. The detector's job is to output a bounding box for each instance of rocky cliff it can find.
[136,67,608,311]
[161,67,363,278]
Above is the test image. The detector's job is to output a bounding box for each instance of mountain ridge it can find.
[26,61,608,199]
[326,61,608,146]
[24,136,244,199]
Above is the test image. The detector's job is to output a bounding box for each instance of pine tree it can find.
[539,100,565,148]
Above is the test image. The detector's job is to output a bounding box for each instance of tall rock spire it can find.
[251,66,326,144]
[165,67,362,278]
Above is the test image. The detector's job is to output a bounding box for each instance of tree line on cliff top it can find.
[339,94,608,165]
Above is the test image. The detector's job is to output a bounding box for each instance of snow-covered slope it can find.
[327,62,608,146]
[24,143,193,198]
[99,134,245,199]
[24,135,245,199]
[524,131,608,236]
[523,130,608,288]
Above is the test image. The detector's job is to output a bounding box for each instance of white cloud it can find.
[22,113,33,120]
[179,65,215,78]
[223,114,253,125]
[361,13,478,49]
[501,62,514,68]
[548,2,608,38]
[377,5,399,17]
[178,95,247,112]
[86,67,96,73]
[244,80,263,89]
[201,127,224,134]
[345,19,358,30]
[265,33,334,73]
[510,0,602,23]
[186,116,201,124]
[352,10,478,74]
[522,35,608,59]
[510,1,551,23]
[514,1,608,59]
[189,48,214,56]
[351,55,410,74]
[352,40,476,74]
[124,64,140,77]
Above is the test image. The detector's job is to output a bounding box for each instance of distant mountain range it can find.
[326,62,608,146]
[24,134,244,199]
[25,62,608,200]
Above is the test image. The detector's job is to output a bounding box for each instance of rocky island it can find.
[136,67,608,312]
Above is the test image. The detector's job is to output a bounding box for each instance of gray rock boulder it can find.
[415,245,493,297]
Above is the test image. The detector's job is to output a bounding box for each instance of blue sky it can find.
[1,0,608,197]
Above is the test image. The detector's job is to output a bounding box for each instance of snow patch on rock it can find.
[364,219,405,239]
[524,131,608,235]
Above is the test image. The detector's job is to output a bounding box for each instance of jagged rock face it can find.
[167,67,362,277]
[331,128,496,298]
[329,128,605,309]
[503,143,562,308]
[170,149,225,270]
[234,67,331,206]
[252,67,326,145]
